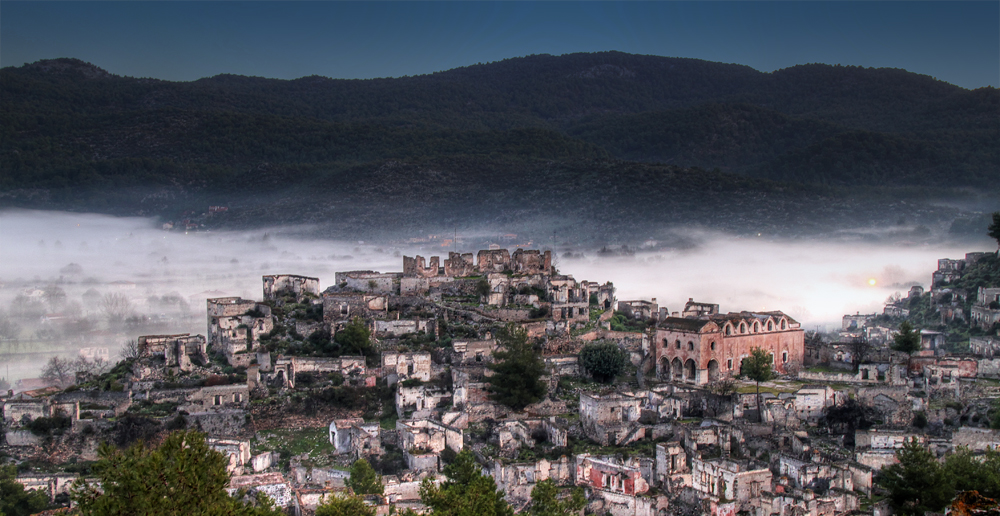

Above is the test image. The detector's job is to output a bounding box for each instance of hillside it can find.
[1,52,997,237]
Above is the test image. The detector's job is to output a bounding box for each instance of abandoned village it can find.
[3,247,1000,516]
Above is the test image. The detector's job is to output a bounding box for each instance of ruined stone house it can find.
[382,352,432,383]
[335,271,401,294]
[206,297,273,365]
[137,333,208,372]
[329,418,382,457]
[579,392,644,446]
[576,454,650,496]
[690,457,771,505]
[262,274,320,301]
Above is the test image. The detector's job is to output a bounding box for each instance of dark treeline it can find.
[1,52,997,227]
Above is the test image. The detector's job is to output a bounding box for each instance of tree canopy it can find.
[486,323,547,410]
[891,321,921,354]
[71,430,283,516]
[334,317,374,358]
[419,450,513,516]
[347,458,383,495]
[1,465,49,516]
[315,493,376,516]
[878,441,1000,516]
[740,347,775,422]
[528,479,586,516]
[579,341,629,383]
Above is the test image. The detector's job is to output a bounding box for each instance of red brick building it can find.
[654,311,804,385]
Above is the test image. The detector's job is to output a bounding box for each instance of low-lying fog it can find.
[0,209,987,384]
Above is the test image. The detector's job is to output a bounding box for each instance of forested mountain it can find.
[0,52,997,234]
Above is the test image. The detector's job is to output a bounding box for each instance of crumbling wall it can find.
[444,252,475,277]
[262,275,320,301]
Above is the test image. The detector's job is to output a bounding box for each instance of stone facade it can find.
[580,392,644,446]
[206,297,273,362]
[382,352,432,382]
[262,274,320,301]
[138,333,208,371]
[655,311,804,384]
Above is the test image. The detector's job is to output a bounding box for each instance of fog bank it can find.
[0,210,980,381]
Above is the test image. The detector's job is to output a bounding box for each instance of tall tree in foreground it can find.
[878,438,952,516]
[740,347,775,422]
[315,493,376,516]
[892,321,921,354]
[71,430,283,516]
[419,450,513,516]
[1,465,49,516]
[529,479,586,516]
[486,323,547,411]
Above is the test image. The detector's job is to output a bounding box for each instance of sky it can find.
[1,1,997,89]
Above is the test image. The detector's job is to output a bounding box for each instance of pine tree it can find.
[486,323,547,410]
[71,430,283,516]
[878,438,952,516]
[891,321,921,354]
[419,450,514,516]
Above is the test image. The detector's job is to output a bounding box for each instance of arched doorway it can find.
[707,359,721,382]
[660,357,671,380]
[671,358,683,381]
[684,359,696,382]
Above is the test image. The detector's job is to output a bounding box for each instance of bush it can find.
[579,341,629,383]
[28,415,71,436]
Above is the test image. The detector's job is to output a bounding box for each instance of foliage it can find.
[475,279,492,299]
[942,448,1000,500]
[740,347,775,422]
[486,324,547,410]
[892,321,921,353]
[0,464,49,516]
[333,317,374,358]
[989,212,1000,249]
[877,439,953,516]
[879,441,1000,516]
[27,415,72,436]
[347,458,383,495]
[419,450,513,516]
[71,430,283,516]
[820,398,877,437]
[608,311,649,333]
[579,341,628,383]
[528,479,586,516]
[315,492,376,516]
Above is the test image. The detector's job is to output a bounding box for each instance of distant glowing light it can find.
[868,278,877,286]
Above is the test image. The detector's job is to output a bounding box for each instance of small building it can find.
[262,274,320,301]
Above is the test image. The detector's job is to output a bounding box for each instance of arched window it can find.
[688,341,694,351]
[725,325,732,336]
[710,342,716,351]
[780,320,787,330]
[676,340,681,349]
[782,351,788,363]
[767,321,773,331]
[740,322,747,333]
[753,322,759,332]
[663,338,669,348]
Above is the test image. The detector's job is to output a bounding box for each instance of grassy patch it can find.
[252,427,331,466]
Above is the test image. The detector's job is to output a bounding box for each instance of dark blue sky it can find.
[2,1,997,89]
